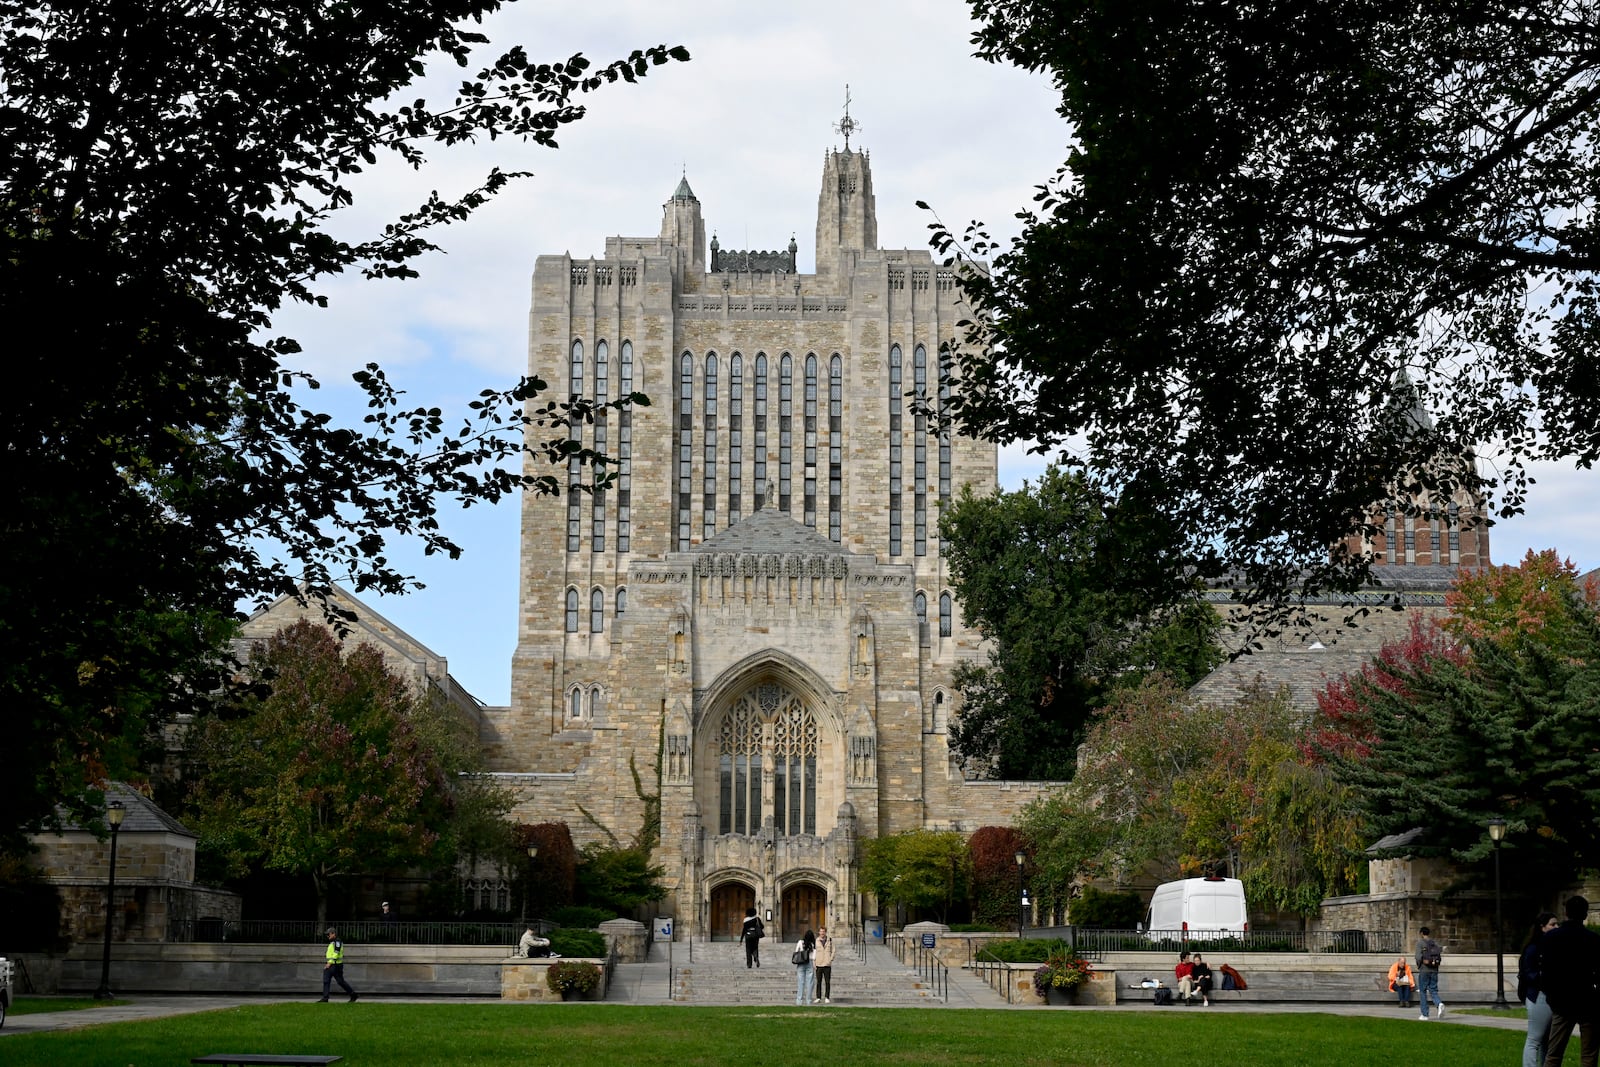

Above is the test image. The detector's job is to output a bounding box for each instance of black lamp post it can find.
[1015,851,1026,939]
[523,844,539,925]
[94,799,126,1000]
[1488,818,1508,1008]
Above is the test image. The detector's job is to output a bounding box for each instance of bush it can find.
[1069,886,1144,928]
[965,826,1029,930]
[549,928,606,957]
[978,938,1071,963]
[550,905,614,929]
[545,959,602,996]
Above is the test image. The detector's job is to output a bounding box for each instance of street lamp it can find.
[1014,851,1026,939]
[94,799,126,1000]
[1488,818,1508,1008]
[523,844,539,925]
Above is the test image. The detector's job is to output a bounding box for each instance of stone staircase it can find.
[663,940,952,1006]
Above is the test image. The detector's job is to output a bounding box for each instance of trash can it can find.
[864,917,884,944]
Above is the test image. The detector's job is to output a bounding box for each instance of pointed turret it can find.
[661,170,706,274]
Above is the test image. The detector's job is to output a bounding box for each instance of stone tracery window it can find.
[717,684,817,836]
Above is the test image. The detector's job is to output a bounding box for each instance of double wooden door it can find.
[710,882,756,941]
[782,884,827,943]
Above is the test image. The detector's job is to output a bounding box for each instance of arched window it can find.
[933,690,947,733]
[591,340,608,552]
[753,354,768,504]
[703,354,718,538]
[589,685,604,719]
[617,341,634,552]
[590,587,604,633]
[888,344,903,556]
[718,684,817,836]
[778,354,793,513]
[728,354,743,522]
[803,354,818,528]
[914,591,927,622]
[570,686,583,720]
[828,354,842,542]
[567,339,585,552]
[677,352,694,549]
[615,587,627,617]
[939,592,953,637]
[913,344,928,556]
[565,588,579,633]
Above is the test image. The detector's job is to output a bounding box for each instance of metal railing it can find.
[1071,927,1403,955]
[909,943,949,1002]
[970,947,1021,1004]
[848,922,867,963]
[166,918,546,947]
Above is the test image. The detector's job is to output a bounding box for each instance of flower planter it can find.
[561,988,581,1002]
[1045,986,1079,1006]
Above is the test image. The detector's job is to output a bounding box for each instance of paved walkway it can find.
[2,948,1529,1035]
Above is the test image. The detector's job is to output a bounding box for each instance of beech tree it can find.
[0,1,686,851]
[185,621,507,924]
[935,0,1600,625]
[941,467,1221,779]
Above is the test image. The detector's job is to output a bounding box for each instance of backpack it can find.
[1153,987,1174,1006]
[1420,942,1442,969]
[1221,963,1247,991]
[745,919,763,943]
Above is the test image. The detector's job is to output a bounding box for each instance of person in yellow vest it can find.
[320,927,358,1003]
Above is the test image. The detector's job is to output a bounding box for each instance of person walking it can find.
[320,927,358,1003]
[1387,956,1415,1008]
[813,927,836,1004]
[1414,926,1444,1020]
[1540,895,1600,1067]
[794,928,816,1006]
[1519,911,1558,1067]
[741,907,765,969]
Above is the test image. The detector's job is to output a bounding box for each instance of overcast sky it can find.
[269,1,1600,706]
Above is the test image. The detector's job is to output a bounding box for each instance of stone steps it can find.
[664,942,947,1006]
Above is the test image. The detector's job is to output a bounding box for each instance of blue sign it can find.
[921,933,936,948]
[657,917,674,939]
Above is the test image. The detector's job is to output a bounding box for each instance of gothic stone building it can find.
[478,144,1055,941]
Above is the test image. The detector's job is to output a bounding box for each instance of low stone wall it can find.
[22,942,510,997]
[1100,951,1515,1004]
[500,958,609,1002]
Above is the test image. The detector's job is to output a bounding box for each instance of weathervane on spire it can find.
[833,84,860,150]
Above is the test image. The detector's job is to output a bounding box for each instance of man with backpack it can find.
[741,907,765,969]
[1414,926,1444,1020]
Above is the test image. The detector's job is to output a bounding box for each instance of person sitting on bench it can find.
[518,925,551,958]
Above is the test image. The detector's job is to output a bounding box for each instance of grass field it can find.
[0,1003,1524,1066]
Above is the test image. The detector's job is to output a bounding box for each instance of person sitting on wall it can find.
[1174,951,1196,1005]
[519,924,552,958]
[1190,953,1215,1007]
[1388,956,1415,1008]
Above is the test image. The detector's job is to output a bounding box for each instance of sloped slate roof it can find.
[692,507,851,557]
[1189,645,1378,717]
[54,782,195,837]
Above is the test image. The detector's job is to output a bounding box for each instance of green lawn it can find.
[0,1003,1523,1066]
[9,997,127,1016]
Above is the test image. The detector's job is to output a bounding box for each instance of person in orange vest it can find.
[1387,956,1415,1008]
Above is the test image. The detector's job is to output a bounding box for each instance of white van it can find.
[1145,877,1249,937]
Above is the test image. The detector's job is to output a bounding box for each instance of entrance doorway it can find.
[710,882,756,942]
[782,883,827,943]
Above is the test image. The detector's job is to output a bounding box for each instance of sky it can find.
[269,0,1600,707]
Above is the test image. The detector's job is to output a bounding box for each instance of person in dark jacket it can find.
[1190,953,1214,1007]
[1540,896,1600,1067]
[1520,911,1558,1067]
[741,907,765,969]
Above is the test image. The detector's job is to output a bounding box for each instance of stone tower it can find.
[485,134,1057,942]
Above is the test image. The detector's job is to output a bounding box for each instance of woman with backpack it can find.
[793,928,816,1005]
[1519,911,1559,1067]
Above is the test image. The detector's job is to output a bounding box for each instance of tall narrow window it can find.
[803,354,818,528]
[617,341,633,552]
[828,354,842,542]
[914,591,927,638]
[567,340,584,552]
[591,340,608,552]
[718,685,815,837]
[728,354,743,523]
[754,354,768,503]
[703,354,719,539]
[590,588,604,633]
[939,592,952,637]
[565,588,579,633]
[913,344,928,556]
[1448,502,1461,563]
[677,353,694,550]
[570,687,583,720]
[779,355,793,513]
[615,587,627,617]
[888,344,903,556]
[937,344,951,513]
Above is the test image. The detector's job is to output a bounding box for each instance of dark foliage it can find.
[515,822,578,922]
[967,826,1030,930]
[1068,886,1144,929]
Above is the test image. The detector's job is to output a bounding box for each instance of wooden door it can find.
[782,884,827,943]
[710,882,756,942]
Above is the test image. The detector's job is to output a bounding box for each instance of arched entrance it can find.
[782,882,827,943]
[709,881,756,942]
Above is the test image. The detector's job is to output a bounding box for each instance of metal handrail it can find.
[910,944,948,1002]
[970,946,1019,1004]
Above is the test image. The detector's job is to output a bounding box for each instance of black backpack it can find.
[1420,941,1442,968]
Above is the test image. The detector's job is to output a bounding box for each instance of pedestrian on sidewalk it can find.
[794,929,816,1005]
[813,927,836,1003]
[320,927,358,1003]
[1414,926,1444,1020]
[1518,910,1557,1067]
[742,908,765,969]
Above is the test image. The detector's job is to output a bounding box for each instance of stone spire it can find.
[661,168,706,274]
[815,89,877,276]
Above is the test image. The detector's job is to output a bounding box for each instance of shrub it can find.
[549,928,606,958]
[978,938,1069,963]
[966,826,1029,930]
[550,905,614,929]
[544,960,602,996]
[1069,886,1144,928]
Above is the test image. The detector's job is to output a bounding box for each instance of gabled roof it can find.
[692,506,850,557]
[52,782,195,838]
